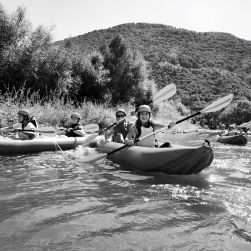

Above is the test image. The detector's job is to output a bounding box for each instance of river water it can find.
[0,132,250,251]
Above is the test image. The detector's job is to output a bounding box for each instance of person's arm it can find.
[0,127,14,132]
[71,125,86,137]
[22,123,36,139]
[72,129,86,137]
[125,125,136,146]
[0,123,20,132]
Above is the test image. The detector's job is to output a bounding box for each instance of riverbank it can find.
[0,90,115,128]
[0,89,189,131]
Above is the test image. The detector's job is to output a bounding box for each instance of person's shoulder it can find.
[26,122,36,129]
[75,124,83,130]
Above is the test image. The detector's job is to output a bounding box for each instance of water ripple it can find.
[0,133,250,250]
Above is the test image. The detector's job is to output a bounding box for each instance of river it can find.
[0,132,250,250]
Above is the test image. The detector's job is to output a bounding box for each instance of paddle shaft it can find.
[16,129,55,133]
[101,122,117,133]
[3,126,97,135]
[175,111,201,124]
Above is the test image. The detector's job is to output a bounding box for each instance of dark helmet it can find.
[71,112,81,120]
[18,109,31,119]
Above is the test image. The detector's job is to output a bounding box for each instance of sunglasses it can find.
[116,114,125,118]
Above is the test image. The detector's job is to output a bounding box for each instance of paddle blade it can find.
[83,123,99,133]
[81,133,99,146]
[201,94,233,113]
[153,83,176,103]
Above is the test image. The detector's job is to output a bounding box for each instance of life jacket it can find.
[14,122,37,139]
[135,126,155,147]
[113,121,132,141]
[18,115,37,130]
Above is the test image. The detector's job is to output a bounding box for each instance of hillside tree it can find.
[101,34,155,105]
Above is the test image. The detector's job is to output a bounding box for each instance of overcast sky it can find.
[1,0,251,41]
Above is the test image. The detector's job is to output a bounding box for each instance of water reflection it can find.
[0,133,250,250]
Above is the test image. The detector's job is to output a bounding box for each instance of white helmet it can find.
[137,105,151,114]
[71,112,81,120]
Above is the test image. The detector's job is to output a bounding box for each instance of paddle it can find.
[88,94,233,162]
[0,124,99,136]
[56,123,99,135]
[0,127,55,134]
[101,83,177,133]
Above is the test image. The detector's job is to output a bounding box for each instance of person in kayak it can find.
[125,105,175,147]
[104,109,134,143]
[226,124,238,136]
[0,109,38,139]
[219,124,228,136]
[63,112,85,137]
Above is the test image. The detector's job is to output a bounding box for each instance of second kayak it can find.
[217,134,248,145]
[0,134,97,155]
[97,140,214,175]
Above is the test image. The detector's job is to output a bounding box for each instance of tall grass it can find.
[0,88,131,129]
[0,89,115,128]
[0,87,196,132]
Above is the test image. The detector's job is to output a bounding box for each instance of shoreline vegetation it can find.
[0,89,199,134]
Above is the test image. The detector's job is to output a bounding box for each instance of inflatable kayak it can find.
[217,134,248,145]
[97,140,214,175]
[0,134,97,155]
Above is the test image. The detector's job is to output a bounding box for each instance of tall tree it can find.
[73,51,110,101]
[101,34,155,104]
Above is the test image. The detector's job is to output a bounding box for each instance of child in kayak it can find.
[63,112,85,137]
[126,105,175,147]
[0,109,38,139]
[226,124,238,136]
[219,124,228,136]
[104,109,134,143]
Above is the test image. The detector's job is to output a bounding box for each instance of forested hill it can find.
[57,23,251,110]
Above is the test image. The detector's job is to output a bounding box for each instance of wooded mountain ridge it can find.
[56,23,251,110]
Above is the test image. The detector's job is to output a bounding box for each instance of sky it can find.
[1,0,251,42]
